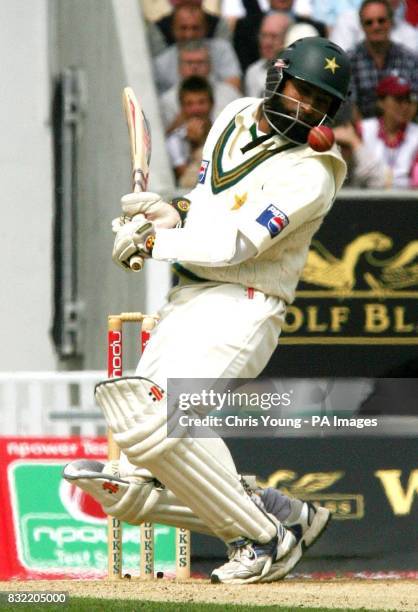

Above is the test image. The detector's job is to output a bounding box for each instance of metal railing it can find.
[0,371,106,437]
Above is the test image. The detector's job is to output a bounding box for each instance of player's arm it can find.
[235,158,335,257]
[151,159,334,266]
[111,194,191,269]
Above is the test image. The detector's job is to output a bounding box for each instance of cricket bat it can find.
[122,86,152,271]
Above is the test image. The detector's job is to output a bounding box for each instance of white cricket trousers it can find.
[136,282,286,386]
[121,282,287,542]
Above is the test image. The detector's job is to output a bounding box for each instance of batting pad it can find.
[95,377,277,543]
[95,377,186,461]
[63,459,156,524]
[63,459,212,533]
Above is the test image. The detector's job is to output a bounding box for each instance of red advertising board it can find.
[0,437,107,579]
[0,437,175,580]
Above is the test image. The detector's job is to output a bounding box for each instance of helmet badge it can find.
[324,57,340,74]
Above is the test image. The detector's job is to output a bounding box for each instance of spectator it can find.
[272,0,326,34]
[334,76,418,188]
[245,12,292,97]
[141,0,221,22]
[233,0,326,71]
[334,122,387,187]
[161,41,240,130]
[295,1,363,30]
[166,76,214,187]
[348,0,418,118]
[220,0,327,25]
[141,0,176,21]
[220,0,268,31]
[154,5,242,92]
[291,0,311,16]
[331,0,418,52]
[147,0,231,56]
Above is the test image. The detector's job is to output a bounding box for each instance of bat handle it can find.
[129,254,144,271]
[128,182,148,271]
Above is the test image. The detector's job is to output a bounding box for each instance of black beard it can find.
[264,97,312,144]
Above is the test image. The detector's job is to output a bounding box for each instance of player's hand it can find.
[112,214,155,270]
[185,117,209,145]
[120,192,181,229]
[334,124,362,150]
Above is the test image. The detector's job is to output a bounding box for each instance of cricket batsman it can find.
[64,37,351,583]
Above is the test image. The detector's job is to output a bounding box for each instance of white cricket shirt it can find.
[154,98,347,303]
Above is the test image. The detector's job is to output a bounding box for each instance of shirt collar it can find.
[361,39,394,59]
[234,99,262,130]
[234,99,286,149]
[378,117,407,148]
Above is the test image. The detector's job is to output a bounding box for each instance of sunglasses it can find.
[362,16,389,26]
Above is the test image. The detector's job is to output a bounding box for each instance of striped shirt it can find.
[348,41,418,117]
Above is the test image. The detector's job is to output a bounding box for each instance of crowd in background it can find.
[140,0,418,190]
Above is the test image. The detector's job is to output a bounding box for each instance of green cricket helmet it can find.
[263,37,351,144]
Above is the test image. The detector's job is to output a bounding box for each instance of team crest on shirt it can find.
[198,160,210,184]
[256,205,289,238]
[231,192,248,210]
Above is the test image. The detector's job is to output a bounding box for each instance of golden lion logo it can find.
[257,470,344,495]
[301,233,418,294]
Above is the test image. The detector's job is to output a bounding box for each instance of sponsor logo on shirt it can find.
[256,205,289,238]
[198,160,209,184]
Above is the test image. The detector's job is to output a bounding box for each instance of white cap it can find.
[284,23,319,48]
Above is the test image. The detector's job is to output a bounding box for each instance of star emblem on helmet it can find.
[324,57,340,74]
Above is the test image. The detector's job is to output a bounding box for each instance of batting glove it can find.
[121,192,181,229]
[112,214,155,270]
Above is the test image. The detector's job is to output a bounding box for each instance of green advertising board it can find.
[10,461,176,576]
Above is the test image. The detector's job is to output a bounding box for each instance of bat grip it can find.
[128,183,147,271]
[129,254,144,271]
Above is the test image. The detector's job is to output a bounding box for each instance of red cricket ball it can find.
[308,125,335,152]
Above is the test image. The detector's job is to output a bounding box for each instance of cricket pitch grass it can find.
[1,578,417,611]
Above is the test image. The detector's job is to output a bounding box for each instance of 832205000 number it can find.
[0,591,68,605]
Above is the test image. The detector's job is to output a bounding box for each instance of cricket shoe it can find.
[210,521,296,584]
[259,502,331,582]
